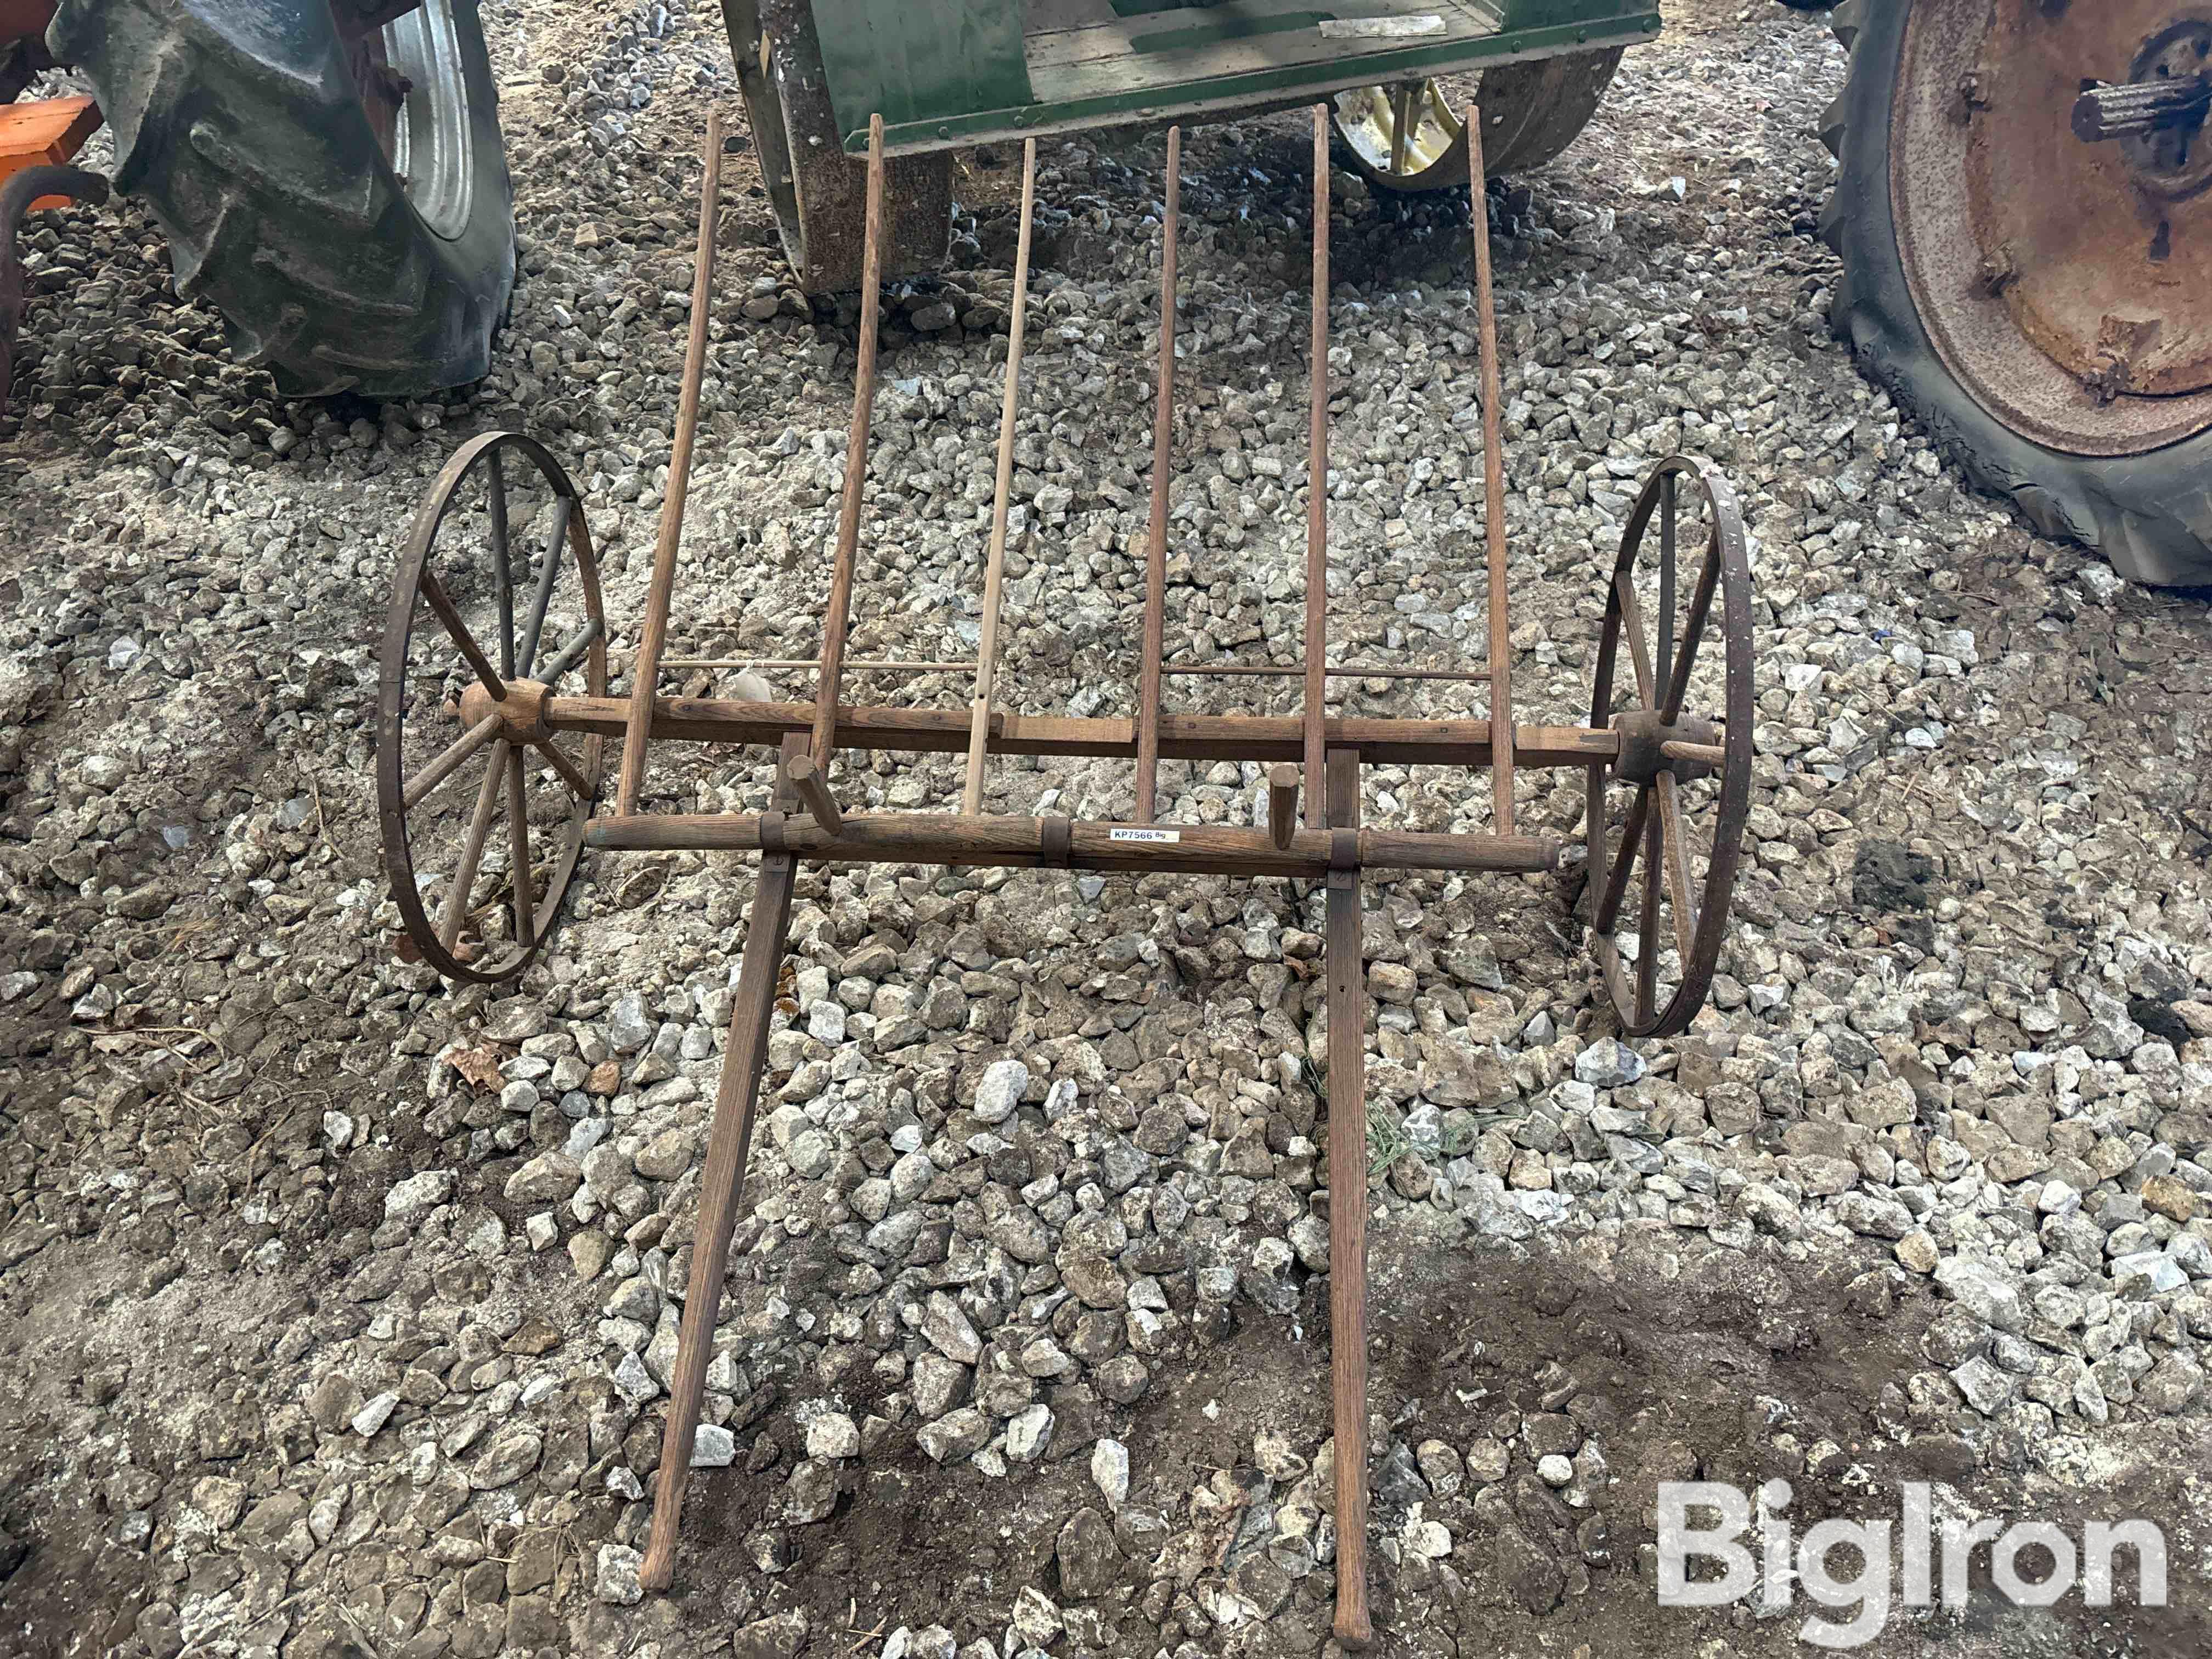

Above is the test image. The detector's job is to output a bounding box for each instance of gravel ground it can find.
[5,2,2212,1655]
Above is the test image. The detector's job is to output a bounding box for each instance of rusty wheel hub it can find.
[1894,0,2212,454]
[1609,710,1720,788]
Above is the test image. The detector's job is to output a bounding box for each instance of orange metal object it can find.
[0,94,99,210]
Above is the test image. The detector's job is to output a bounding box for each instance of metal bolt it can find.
[1978,245,2019,297]
[1958,69,1993,115]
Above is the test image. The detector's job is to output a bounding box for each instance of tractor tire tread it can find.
[1820,0,2212,582]
[52,0,512,397]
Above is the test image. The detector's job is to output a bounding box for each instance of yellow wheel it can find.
[1329,50,1627,194]
[1332,80,1466,191]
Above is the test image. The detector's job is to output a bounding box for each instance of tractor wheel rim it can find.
[383,0,478,241]
[1892,0,2212,455]
[1332,81,1462,184]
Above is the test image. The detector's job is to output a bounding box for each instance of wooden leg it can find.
[1325,747,1373,1650]
[637,746,802,1592]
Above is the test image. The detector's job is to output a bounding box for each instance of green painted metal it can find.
[811,0,1660,155]
[808,0,1035,139]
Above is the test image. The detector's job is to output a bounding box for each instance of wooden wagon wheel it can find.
[376,431,607,983]
[1584,455,1754,1039]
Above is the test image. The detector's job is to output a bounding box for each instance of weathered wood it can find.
[1304,104,1330,830]
[544,695,1618,769]
[583,808,1558,877]
[1136,126,1181,823]
[1268,764,1299,851]
[1661,738,1726,768]
[1168,661,1496,682]
[664,658,973,675]
[1465,101,1514,837]
[617,112,724,816]
[812,116,889,770]
[439,741,507,950]
[963,137,1039,815]
[786,753,844,835]
[1324,746,1372,1651]
[503,744,534,951]
[637,745,801,1593]
[403,711,504,811]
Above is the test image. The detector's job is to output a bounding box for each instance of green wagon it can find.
[724,0,1657,288]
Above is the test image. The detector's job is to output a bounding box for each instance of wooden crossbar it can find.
[540,694,1617,768]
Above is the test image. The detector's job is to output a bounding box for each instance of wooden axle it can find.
[581,810,1560,878]
[541,695,1618,770]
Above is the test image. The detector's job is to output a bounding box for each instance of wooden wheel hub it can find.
[1610,709,1719,787]
[458,676,551,742]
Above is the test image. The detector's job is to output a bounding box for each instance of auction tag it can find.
[1109,827,1181,844]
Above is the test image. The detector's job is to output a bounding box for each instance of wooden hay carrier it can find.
[376,106,1754,1643]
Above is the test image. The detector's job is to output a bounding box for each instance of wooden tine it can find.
[1324,745,1372,1652]
[1134,125,1181,824]
[1464,103,1514,836]
[786,752,843,835]
[962,137,1039,815]
[1268,763,1300,851]
[616,110,724,817]
[812,114,889,772]
[640,733,805,1594]
[1304,105,1330,830]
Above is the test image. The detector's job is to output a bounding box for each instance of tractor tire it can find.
[50,0,514,398]
[719,0,951,293]
[1820,0,2212,584]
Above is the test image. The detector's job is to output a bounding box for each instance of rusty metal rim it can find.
[1584,455,1753,1041]
[1889,0,2212,456]
[376,430,606,984]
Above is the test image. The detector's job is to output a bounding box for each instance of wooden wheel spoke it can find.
[504,744,535,950]
[535,616,603,687]
[487,448,515,679]
[1611,569,1657,708]
[530,736,594,802]
[517,495,574,676]
[1657,471,1675,700]
[1591,781,1651,935]
[1635,799,1661,1025]
[418,566,506,699]
[1662,526,1720,724]
[1654,771,1699,963]
[403,710,503,812]
[439,740,509,950]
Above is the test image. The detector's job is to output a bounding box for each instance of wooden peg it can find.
[1268,764,1300,851]
[786,752,843,835]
